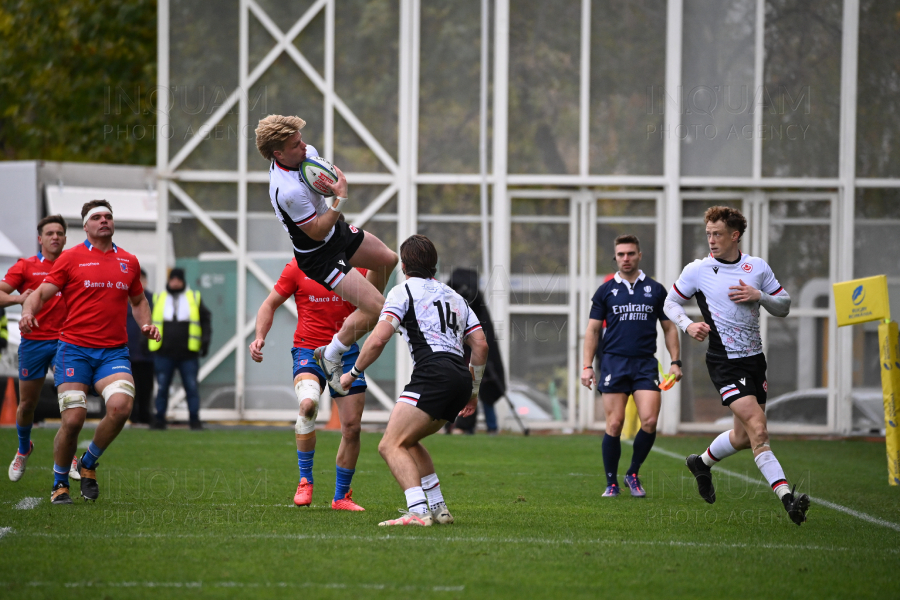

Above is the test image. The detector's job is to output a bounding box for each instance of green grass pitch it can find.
[1,427,898,599]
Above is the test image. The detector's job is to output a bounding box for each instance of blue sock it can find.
[298,450,314,483]
[81,441,104,470]
[628,429,657,476]
[16,422,33,455]
[53,463,69,488]
[334,466,355,501]
[602,434,621,487]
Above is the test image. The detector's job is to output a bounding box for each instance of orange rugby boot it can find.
[293,477,313,506]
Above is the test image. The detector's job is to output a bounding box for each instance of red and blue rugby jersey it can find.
[273,259,367,350]
[43,241,144,348]
[2,253,67,340]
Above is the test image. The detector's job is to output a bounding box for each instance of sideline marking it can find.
[649,444,900,533]
[0,527,12,540]
[4,580,463,592]
[14,497,43,510]
[8,531,860,552]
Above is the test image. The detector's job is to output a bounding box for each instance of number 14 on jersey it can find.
[433,301,459,333]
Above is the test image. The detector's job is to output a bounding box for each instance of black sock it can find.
[627,429,657,476]
[602,434,621,486]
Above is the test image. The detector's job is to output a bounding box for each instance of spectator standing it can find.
[446,268,505,434]
[150,268,211,430]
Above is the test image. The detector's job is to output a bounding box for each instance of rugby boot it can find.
[378,510,433,527]
[313,346,348,396]
[430,502,454,524]
[77,456,99,501]
[601,484,620,497]
[294,477,313,506]
[8,441,33,482]
[686,454,716,504]
[782,486,810,526]
[51,482,73,505]
[331,488,365,511]
[623,474,646,498]
[68,456,81,481]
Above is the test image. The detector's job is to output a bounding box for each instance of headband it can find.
[83,205,112,225]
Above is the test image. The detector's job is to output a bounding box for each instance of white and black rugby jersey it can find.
[381,277,482,367]
[268,144,334,253]
[671,252,784,359]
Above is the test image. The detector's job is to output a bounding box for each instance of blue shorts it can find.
[53,341,132,387]
[18,338,59,381]
[599,354,660,395]
[291,345,367,397]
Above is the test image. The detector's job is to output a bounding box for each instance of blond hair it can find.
[255,115,306,161]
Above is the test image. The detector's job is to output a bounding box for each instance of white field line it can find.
[8,530,864,552]
[649,444,900,533]
[5,581,463,592]
[14,497,42,510]
[0,527,12,540]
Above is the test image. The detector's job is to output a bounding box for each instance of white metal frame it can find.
[157,0,887,432]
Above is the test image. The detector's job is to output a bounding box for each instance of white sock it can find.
[754,450,790,499]
[404,486,429,515]
[421,473,445,508]
[324,333,350,364]
[701,430,739,467]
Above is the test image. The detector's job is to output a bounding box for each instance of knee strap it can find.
[102,380,136,403]
[58,390,87,412]
[295,379,321,435]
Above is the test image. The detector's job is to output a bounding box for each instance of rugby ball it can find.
[300,155,338,197]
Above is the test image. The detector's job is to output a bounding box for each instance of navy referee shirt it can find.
[589,271,669,358]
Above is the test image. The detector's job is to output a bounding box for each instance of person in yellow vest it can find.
[0,307,7,353]
[150,268,211,430]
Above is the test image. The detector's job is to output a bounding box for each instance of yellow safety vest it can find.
[149,289,202,352]
[0,311,7,342]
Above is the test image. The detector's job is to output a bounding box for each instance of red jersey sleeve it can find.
[274,262,300,298]
[128,258,144,297]
[1,259,26,291]
[43,251,71,290]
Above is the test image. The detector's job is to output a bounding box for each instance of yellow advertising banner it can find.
[878,321,900,486]
[833,275,890,327]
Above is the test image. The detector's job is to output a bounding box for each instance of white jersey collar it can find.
[613,270,646,285]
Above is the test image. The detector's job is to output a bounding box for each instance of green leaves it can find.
[0,0,157,164]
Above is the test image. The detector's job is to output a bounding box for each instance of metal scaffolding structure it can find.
[156,0,898,434]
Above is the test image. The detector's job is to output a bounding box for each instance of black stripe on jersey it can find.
[274,159,299,172]
[769,286,784,295]
[404,283,435,365]
[274,188,322,252]
[695,291,726,357]
[673,283,690,300]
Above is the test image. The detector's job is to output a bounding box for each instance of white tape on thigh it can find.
[58,390,87,412]
[295,380,321,434]
[101,380,136,403]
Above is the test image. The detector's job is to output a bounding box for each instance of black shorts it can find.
[706,353,768,406]
[398,358,473,422]
[293,219,365,291]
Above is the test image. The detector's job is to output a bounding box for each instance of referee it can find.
[581,234,682,498]
[663,205,810,526]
